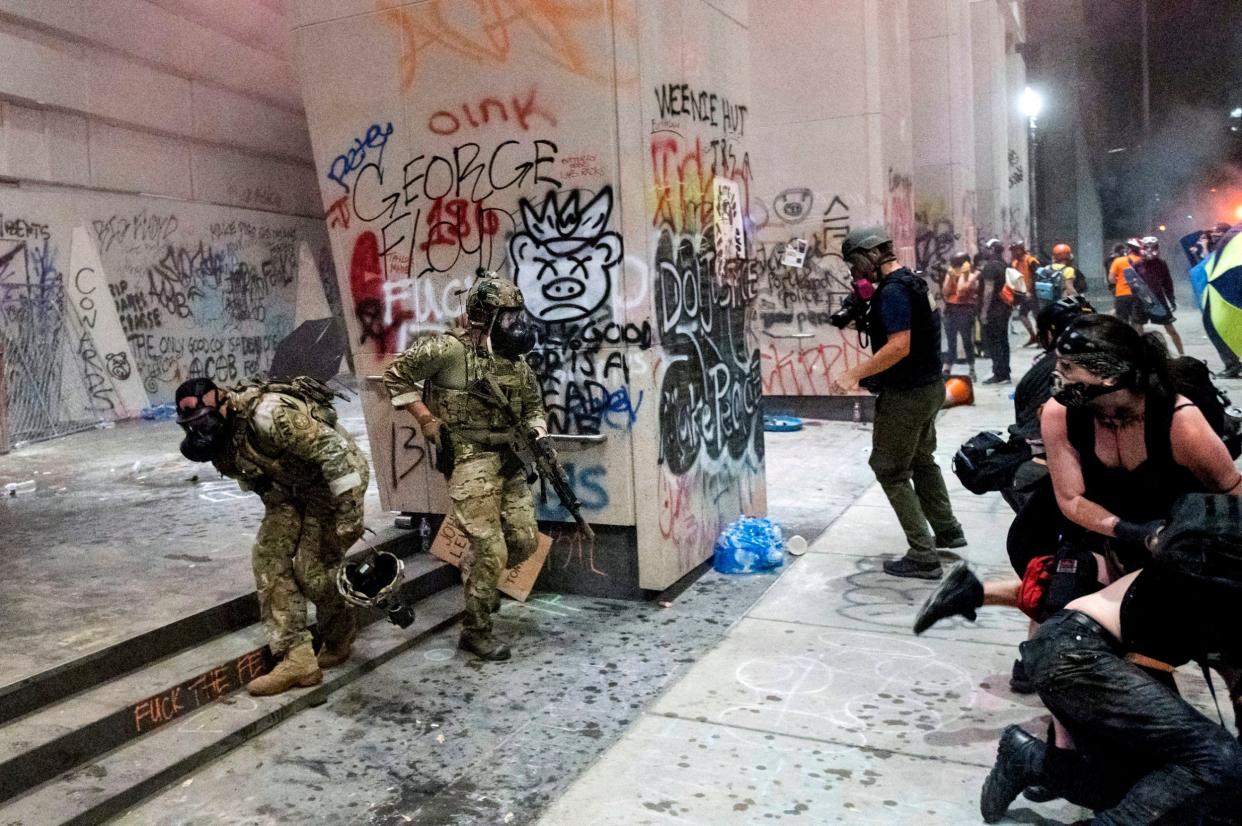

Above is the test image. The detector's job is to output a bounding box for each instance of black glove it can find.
[1113,519,1164,550]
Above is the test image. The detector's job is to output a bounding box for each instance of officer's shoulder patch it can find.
[252,393,311,439]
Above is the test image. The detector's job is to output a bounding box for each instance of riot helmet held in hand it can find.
[336,551,415,628]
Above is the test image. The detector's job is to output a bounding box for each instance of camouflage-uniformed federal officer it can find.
[384,273,543,661]
[174,376,369,695]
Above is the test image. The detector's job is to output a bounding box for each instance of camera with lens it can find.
[829,293,871,333]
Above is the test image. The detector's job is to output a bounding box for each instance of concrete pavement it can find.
[535,299,1242,826]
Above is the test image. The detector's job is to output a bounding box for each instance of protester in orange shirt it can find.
[1107,238,1147,332]
[941,251,979,378]
[1008,241,1041,347]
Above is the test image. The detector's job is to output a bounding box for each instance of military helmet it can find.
[466,269,525,325]
[841,226,893,259]
[336,551,405,609]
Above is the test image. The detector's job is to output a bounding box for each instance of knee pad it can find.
[506,526,538,566]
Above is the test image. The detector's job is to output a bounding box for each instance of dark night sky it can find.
[1042,0,1242,236]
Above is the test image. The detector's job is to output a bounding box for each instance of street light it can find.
[1019,86,1044,123]
[1019,86,1044,254]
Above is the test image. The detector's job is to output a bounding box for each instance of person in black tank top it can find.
[915,316,1241,633]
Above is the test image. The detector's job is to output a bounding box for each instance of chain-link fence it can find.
[0,241,104,449]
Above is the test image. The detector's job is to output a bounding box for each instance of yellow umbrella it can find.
[1206,229,1242,359]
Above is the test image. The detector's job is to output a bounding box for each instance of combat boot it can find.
[247,643,323,696]
[317,632,356,670]
[981,725,1045,823]
[459,630,511,661]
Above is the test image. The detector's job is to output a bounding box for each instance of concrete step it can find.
[0,586,464,826]
[0,554,460,822]
[0,523,428,726]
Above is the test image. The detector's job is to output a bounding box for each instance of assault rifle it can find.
[478,375,596,541]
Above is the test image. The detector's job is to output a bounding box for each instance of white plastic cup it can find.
[786,535,808,556]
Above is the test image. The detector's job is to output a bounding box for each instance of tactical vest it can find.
[424,330,528,450]
[866,268,944,391]
[213,378,343,494]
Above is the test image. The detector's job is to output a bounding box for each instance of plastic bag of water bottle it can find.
[713,517,785,574]
[141,403,178,421]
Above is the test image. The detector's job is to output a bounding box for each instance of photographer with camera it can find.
[832,226,966,579]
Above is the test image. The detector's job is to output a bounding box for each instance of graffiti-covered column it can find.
[747,0,914,409]
[624,4,766,589]
[911,0,978,271]
[288,0,763,596]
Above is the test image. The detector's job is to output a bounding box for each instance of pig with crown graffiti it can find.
[508,187,623,323]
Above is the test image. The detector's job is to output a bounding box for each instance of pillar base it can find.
[764,395,876,423]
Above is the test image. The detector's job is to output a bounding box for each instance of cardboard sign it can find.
[430,515,552,602]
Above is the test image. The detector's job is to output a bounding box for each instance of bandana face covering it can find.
[1051,370,1126,409]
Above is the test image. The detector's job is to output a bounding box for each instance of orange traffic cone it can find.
[944,375,975,408]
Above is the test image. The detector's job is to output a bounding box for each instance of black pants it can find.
[942,304,976,371]
[1022,611,1242,824]
[983,314,1010,379]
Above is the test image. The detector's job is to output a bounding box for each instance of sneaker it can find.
[883,556,943,579]
[1023,785,1056,803]
[935,531,967,549]
[981,725,1046,823]
[1223,364,1242,379]
[983,375,1011,385]
[1010,657,1035,694]
[913,562,983,633]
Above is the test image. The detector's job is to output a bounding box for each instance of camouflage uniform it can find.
[384,329,543,635]
[212,381,369,655]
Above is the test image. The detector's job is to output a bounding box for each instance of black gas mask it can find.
[178,408,229,462]
[490,309,535,359]
[175,378,230,462]
[1050,372,1125,409]
[846,247,883,282]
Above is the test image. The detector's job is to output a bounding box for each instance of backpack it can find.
[1168,356,1242,459]
[952,431,1032,495]
[1034,265,1064,302]
[236,376,344,429]
[1071,266,1087,295]
[1153,494,1242,591]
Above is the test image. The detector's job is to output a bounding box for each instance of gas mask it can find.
[1050,371,1125,409]
[852,276,877,301]
[178,409,230,462]
[846,248,882,282]
[490,309,535,359]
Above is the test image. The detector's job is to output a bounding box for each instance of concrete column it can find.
[910,0,979,269]
[748,0,914,405]
[288,0,763,596]
[971,0,1031,245]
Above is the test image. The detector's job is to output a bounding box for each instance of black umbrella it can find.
[268,317,347,382]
